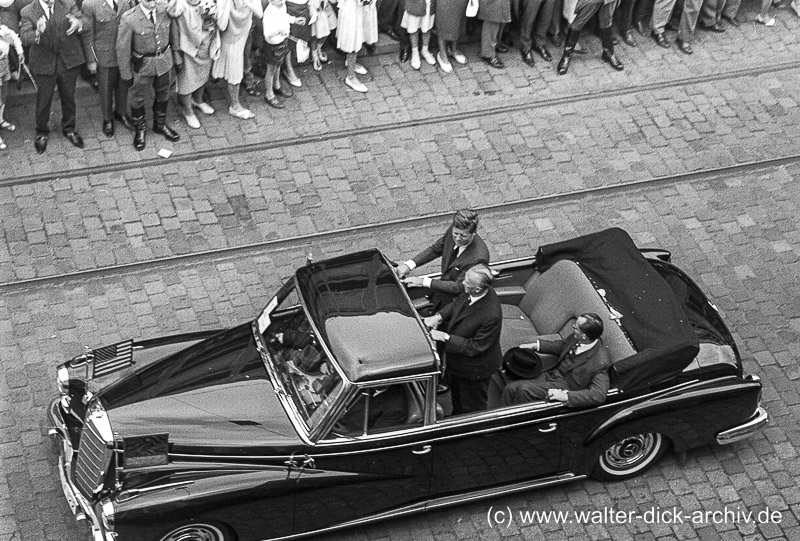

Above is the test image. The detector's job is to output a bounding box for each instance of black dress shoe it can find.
[675,38,693,54]
[602,49,624,70]
[652,31,671,48]
[482,56,506,69]
[699,22,726,32]
[495,43,510,53]
[114,112,135,131]
[102,120,114,138]
[557,54,571,75]
[34,135,48,154]
[622,29,637,47]
[63,131,84,149]
[385,28,401,41]
[399,47,411,63]
[521,49,536,66]
[723,15,742,27]
[635,20,649,35]
[534,44,552,61]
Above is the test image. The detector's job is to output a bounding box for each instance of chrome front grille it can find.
[73,404,114,498]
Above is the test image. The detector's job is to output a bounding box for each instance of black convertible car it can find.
[48,228,768,541]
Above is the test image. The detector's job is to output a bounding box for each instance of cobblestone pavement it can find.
[1,1,800,540]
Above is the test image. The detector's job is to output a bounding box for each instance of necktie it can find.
[149,10,156,26]
[113,0,118,12]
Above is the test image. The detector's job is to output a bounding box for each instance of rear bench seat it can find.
[497,260,636,364]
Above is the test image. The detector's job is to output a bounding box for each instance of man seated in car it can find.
[500,313,611,408]
[338,385,408,434]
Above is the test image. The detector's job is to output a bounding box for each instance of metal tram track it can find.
[3,153,799,291]
[2,60,799,189]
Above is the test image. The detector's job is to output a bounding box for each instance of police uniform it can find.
[116,0,180,150]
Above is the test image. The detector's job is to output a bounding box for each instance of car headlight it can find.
[100,499,115,531]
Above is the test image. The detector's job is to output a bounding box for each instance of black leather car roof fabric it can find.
[536,228,700,392]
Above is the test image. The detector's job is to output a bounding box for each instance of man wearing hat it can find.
[501,312,611,408]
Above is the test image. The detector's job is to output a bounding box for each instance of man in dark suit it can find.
[116,0,180,151]
[423,265,503,415]
[501,312,611,408]
[339,385,408,434]
[83,0,134,137]
[19,0,88,153]
[398,209,491,311]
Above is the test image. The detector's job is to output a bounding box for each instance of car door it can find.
[291,432,433,534]
[427,405,563,499]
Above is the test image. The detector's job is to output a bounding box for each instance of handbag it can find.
[466,0,478,17]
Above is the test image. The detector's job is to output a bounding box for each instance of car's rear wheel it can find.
[591,433,667,481]
[158,522,235,541]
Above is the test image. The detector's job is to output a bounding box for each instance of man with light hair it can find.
[423,264,503,415]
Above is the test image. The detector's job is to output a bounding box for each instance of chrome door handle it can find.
[539,423,557,433]
[412,445,431,455]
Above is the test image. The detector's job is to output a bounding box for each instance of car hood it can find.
[98,323,303,452]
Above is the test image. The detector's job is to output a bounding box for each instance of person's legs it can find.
[409,29,421,68]
[56,63,79,134]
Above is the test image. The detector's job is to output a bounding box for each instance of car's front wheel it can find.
[158,522,236,541]
[591,433,667,481]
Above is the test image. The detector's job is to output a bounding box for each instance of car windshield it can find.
[256,282,344,432]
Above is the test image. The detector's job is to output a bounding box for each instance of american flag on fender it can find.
[91,340,135,378]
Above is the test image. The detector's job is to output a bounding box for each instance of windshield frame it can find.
[252,278,352,443]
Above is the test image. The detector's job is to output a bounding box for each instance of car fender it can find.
[112,466,298,540]
[570,378,762,473]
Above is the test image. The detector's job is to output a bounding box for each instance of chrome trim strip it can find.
[716,406,769,445]
[256,472,584,541]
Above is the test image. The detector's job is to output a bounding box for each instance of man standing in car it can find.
[423,265,503,415]
[397,209,490,311]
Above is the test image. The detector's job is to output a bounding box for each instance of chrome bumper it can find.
[47,398,116,541]
[716,406,769,445]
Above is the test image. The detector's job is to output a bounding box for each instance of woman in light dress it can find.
[213,0,264,118]
[309,0,336,70]
[168,0,221,129]
[336,0,377,93]
[0,20,22,150]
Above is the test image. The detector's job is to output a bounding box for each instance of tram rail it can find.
[2,153,798,291]
[2,60,799,189]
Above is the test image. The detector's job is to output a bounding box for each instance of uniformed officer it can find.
[116,0,180,151]
[83,0,134,137]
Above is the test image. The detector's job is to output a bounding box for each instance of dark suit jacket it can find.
[340,385,408,433]
[0,0,34,34]
[538,336,611,407]
[82,0,131,67]
[412,226,490,307]
[439,288,503,381]
[20,0,87,74]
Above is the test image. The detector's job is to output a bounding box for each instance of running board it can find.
[261,472,585,541]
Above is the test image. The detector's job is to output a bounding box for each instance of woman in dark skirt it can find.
[434,0,470,73]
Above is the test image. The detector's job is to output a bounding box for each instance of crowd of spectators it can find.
[0,0,797,152]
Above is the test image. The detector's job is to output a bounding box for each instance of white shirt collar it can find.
[140,4,155,19]
[574,339,598,355]
[107,0,116,9]
[468,290,488,305]
[39,0,52,14]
